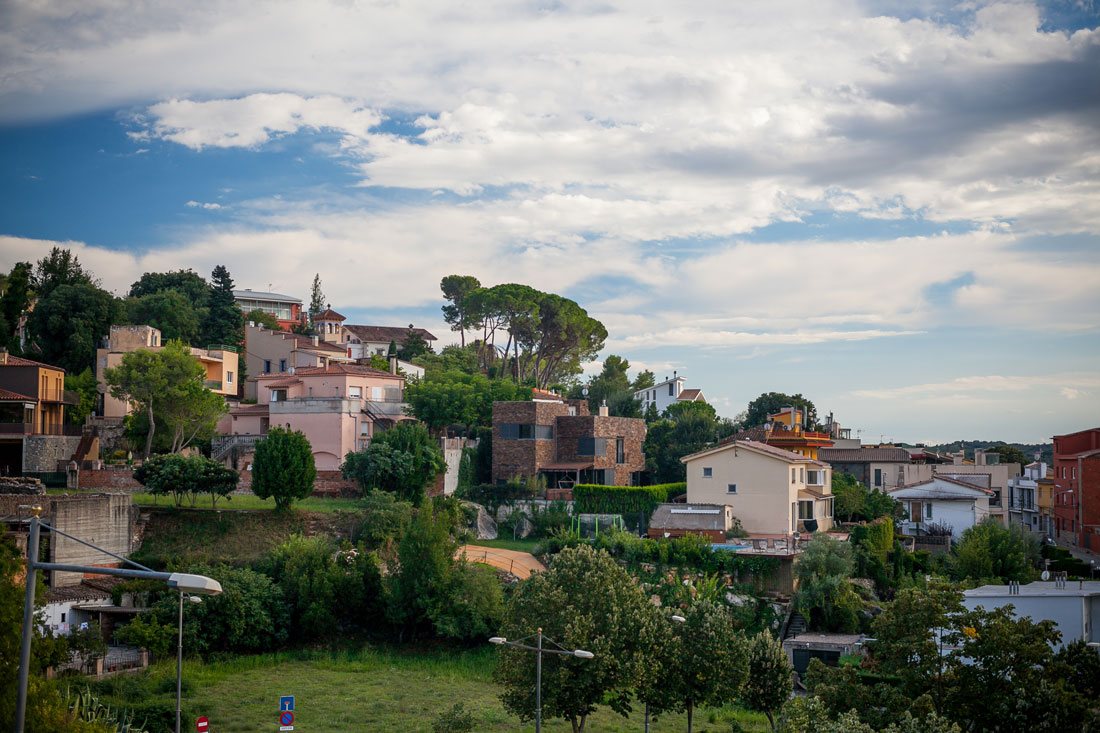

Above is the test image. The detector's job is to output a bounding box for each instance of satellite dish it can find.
[582,386,589,397]
[1041,570,1051,581]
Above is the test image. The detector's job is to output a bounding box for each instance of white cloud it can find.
[185,200,222,210]
[852,373,1100,400]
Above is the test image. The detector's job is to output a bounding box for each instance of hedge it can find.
[572,482,686,517]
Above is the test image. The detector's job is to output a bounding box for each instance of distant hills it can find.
[900,440,1053,466]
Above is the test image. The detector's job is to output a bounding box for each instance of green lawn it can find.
[130,492,368,512]
[111,646,769,732]
[466,536,544,553]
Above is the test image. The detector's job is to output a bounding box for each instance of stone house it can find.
[491,395,646,487]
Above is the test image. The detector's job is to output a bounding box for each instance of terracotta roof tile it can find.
[313,308,346,321]
[0,387,36,401]
[0,354,64,371]
[677,388,704,401]
[344,324,437,343]
[819,447,913,463]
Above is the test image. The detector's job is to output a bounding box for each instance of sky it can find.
[1,0,1098,444]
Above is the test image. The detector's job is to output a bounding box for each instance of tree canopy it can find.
[405,369,532,434]
[950,517,1038,583]
[341,422,446,505]
[440,274,481,347]
[124,289,204,344]
[201,265,243,348]
[744,391,820,429]
[27,283,121,374]
[251,427,317,511]
[495,545,660,733]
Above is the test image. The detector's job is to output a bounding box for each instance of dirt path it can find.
[456,545,545,579]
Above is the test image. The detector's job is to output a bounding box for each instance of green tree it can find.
[632,369,655,391]
[341,422,446,505]
[412,343,481,375]
[124,290,203,344]
[870,584,964,700]
[644,402,723,483]
[495,545,660,733]
[244,308,279,330]
[252,427,317,511]
[405,369,531,434]
[161,381,227,453]
[105,340,210,457]
[399,325,432,361]
[32,246,95,298]
[792,535,862,632]
[308,273,325,321]
[989,444,1028,467]
[64,368,98,425]
[950,517,1038,583]
[645,600,748,733]
[0,261,33,350]
[129,269,210,306]
[743,392,820,430]
[440,274,482,347]
[200,265,243,348]
[741,631,793,731]
[27,283,121,374]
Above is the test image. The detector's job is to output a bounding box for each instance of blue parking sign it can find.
[280,696,294,712]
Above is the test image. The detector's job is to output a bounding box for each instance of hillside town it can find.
[3,1,1099,731]
[0,251,1097,732]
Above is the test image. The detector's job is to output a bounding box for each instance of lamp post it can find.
[489,628,594,733]
[176,594,203,733]
[15,511,222,733]
[644,613,686,733]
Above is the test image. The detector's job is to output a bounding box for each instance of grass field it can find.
[466,536,543,553]
[109,646,769,732]
[129,492,368,512]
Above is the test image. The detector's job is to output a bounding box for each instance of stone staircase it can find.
[782,610,808,640]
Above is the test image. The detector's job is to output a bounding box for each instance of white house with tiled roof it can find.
[634,371,706,416]
[682,439,834,536]
[343,324,437,360]
[889,476,994,539]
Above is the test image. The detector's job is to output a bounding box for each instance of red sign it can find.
[196,717,209,732]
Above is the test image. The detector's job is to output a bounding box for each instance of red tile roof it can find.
[891,475,995,495]
[344,324,437,343]
[294,363,403,379]
[273,331,347,353]
[0,387,35,401]
[313,309,346,321]
[0,354,64,371]
[677,388,704,401]
[531,388,564,401]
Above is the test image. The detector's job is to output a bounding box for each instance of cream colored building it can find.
[96,325,239,418]
[682,440,834,536]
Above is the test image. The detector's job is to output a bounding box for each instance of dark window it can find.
[577,437,607,456]
[499,424,520,439]
[263,360,272,373]
[279,359,287,372]
[616,437,625,464]
[535,424,554,440]
[873,468,882,487]
[499,424,553,440]
[727,483,737,494]
[668,383,674,396]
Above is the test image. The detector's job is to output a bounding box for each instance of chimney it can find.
[598,399,609,417]
[312,335,319,346]
[389,354,398,375]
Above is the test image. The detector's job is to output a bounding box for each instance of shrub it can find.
[432,703,475,733]
[252,427,316,511]
[572,482,686,530]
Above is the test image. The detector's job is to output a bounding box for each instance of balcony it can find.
[0,422,33,435]
[0,423,82,436]
[204,380,223,390]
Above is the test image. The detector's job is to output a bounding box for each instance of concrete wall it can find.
[961,593,1093,649]
[48,494,135,588]
[23,435,82,472]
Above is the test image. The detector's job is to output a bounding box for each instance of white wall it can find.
[961,594,1094,649]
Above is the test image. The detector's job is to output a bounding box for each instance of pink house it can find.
[217,363,409,470]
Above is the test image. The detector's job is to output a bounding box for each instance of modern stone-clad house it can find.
[491,393,646,487]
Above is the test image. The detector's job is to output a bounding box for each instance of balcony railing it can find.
[0,423,82,436]
[0,422,33,435]
[204,380,223,390]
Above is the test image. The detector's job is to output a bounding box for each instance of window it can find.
[616,437,625,464]
[270,389,287,403]
[727,483,737,494]
[499,424,553,440]
[279,359,287,372]
[577,437,607,456]
[925,503,933,519]
[799,467,805,483]
[702,466,713,478]
[791,468,796,484]
[807,469,824,485]
[263,360,272,373]
[1072,467,1077,479]
[798,500,814,520]
[874,468,883,487]
[826,497,834,517]
[61,612,66,623]
[226,371,233,384]
[372,387,383,400]
[348,386,362,399]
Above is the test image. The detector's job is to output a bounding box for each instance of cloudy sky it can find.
[2,0,1098,444]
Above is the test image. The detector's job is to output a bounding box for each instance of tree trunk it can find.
[686,700,693,733]
[766,710,776,732]
[144,403,156,459]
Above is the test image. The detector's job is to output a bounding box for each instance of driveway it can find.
[456,545,545,579]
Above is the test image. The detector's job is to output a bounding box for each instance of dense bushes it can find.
[539,528,780,581]
[572,482,685,515]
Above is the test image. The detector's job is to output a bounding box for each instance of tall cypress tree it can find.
[201,265,244,348]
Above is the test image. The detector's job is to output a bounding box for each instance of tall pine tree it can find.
[201,265,244,348]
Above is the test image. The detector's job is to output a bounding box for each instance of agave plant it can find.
[63,686,149,733]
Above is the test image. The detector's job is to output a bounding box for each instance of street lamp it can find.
[176,594,204,733]
[15,512,222,733]
[489,628,594,733]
